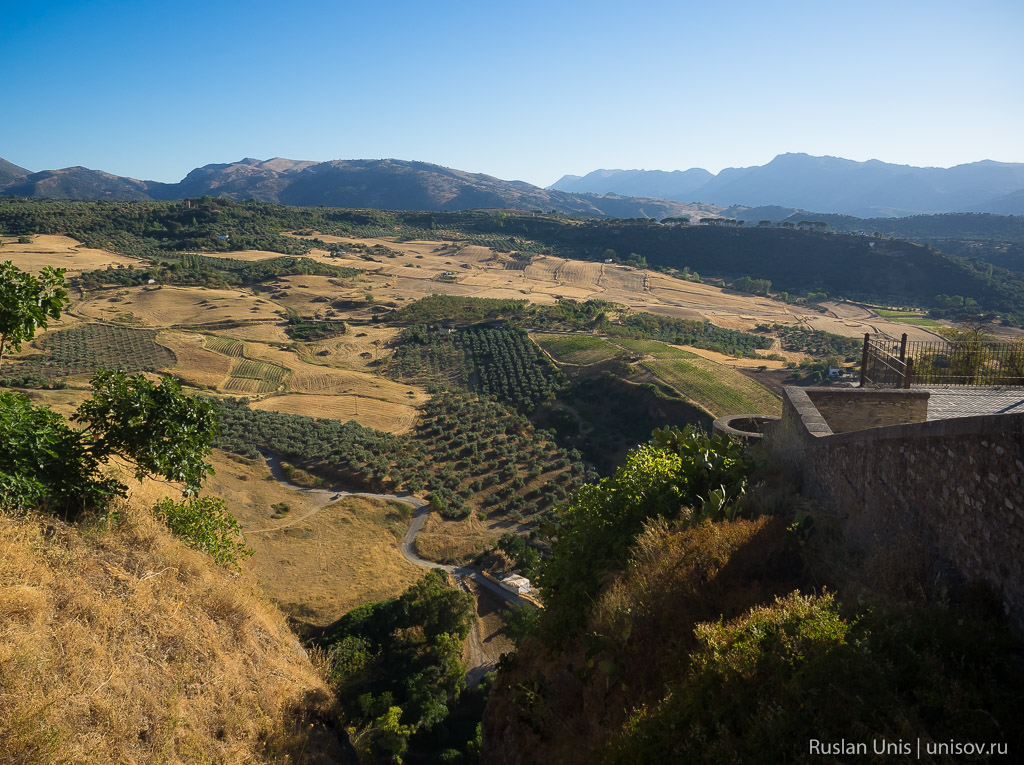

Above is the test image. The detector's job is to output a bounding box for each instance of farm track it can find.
[254,452,530,684]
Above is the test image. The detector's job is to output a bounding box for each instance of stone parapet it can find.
[765,386,1024,630]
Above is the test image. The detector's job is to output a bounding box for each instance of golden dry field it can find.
[157,330,234,388]
[190,234,945,344]
[240,494,423,626]
[413,512,510,565]
[252,393,420,434]
[74,285,282,327]
[0,234,144,274]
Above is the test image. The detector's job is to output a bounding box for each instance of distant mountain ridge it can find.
[550,153,1024,216]
[0,156,716,220]
[0,157,30,187]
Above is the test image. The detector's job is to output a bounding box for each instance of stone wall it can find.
[806,388,929,433]
[766,386,1024,629]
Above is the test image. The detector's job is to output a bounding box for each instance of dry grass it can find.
[296,326,400,372]
[0,234,144,275]
[0,502,347,764]
[124,451,424,629]
[252,393,420,434]
[241,496,423,627]
[244,342,427,404]
[75,286,282,328]
[413,512,503,565]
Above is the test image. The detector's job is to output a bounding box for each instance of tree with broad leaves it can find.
[0,261,68,373]
[74,370,219,496]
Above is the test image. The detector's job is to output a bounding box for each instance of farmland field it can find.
[158,331,233,389]
[0,234,144,274]
[75,286,282,327]
[251,393,420,434]
[202,335,246,357]
[225,358,289,393]
[606,338,697,358]
[643,356,781,417]
[871,308,944,328]
[533,333,621,365]
[10,324,176,379]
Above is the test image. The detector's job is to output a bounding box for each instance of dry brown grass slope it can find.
[0,501,353,764]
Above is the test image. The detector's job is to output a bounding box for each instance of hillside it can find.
[2,197,1020,322]
[0,500,352,763]
[550,153,1024,216]
[0,156,714,219]
[0,156,29,186]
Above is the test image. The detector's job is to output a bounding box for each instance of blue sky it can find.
[1,0,1021,186]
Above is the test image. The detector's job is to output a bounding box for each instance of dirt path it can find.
[247,451,427,535]
[253,451,528,686]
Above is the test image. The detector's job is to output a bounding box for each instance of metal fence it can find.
[860,333,1024,388]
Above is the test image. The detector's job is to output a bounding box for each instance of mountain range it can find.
[0,157,715,220]
[3,153,1024,218]
[551,153,1024,217]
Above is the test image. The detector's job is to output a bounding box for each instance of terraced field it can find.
[202,335,245,357]
[224,358,289,394]
[643,356,781,417]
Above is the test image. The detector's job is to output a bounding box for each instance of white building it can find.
[500,575,531,594]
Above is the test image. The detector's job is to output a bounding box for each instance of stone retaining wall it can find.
[766,386,1024,628]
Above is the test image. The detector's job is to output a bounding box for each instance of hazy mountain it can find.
[2,166,155,200]
[551,167,713,200]
[550,154,1024,216]
[0,157,708,218]
[0,157,30,186]
[974,188,1024,216]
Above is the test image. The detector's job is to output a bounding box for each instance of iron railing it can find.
[860,333,1024,388]
[860,333,912,388]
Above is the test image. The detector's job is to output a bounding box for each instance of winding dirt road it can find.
[254,452,529,683]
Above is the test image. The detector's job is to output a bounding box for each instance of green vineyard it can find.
[533,333,621,365]
[202,335,246,357]
[643,357,780,417]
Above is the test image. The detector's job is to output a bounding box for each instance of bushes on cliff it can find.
[538,425,751,638]
[603,593,1023,764]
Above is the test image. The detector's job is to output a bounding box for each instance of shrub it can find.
[153,496,252,569]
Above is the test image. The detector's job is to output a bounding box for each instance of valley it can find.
[1,206,1009,765]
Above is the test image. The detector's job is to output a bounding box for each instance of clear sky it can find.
[1,0,1021,187]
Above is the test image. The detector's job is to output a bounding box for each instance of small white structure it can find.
[500,575,531,595]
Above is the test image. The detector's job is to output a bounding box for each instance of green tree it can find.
[2,370,220,520]
[0,391,121,516]
[0,261,68,372]
[539,426,751,638]
[74,371,219,494]
[153,495,252,570]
